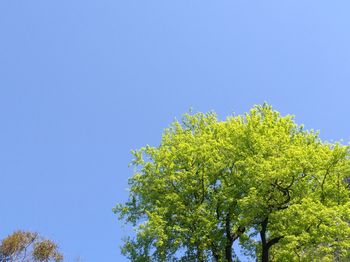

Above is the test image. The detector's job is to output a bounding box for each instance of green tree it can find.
[114,104,350,261]
[0,230,63,262]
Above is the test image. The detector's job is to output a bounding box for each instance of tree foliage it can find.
[114,104,350,261]
[0,230,63,262]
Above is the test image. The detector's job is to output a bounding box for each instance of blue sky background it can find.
[1,1,350,261]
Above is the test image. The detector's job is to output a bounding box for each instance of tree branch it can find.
[231,226,245,242]
[267,236,284,249]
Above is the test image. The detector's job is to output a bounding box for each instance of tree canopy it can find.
[0,230,63,262]
[114,104,350,261]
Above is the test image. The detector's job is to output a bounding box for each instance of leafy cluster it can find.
[0,231,63,262]
[115,104,350,261]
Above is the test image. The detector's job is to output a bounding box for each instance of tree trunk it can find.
[225,242,233,262]
[259,217,284,262]
[225,214,233,262]
[260,217,269,262]
[261,243,269,262]
[197,248,204,262]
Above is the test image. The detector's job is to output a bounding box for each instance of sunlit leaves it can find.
[115,104,350,261]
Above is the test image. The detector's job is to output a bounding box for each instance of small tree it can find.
[0,230,63,262]
[115,104,350,261]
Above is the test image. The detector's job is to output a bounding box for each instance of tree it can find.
[114,104,350,261]
[0,230,63,262]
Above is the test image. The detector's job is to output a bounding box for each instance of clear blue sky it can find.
[1,1,350,261]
